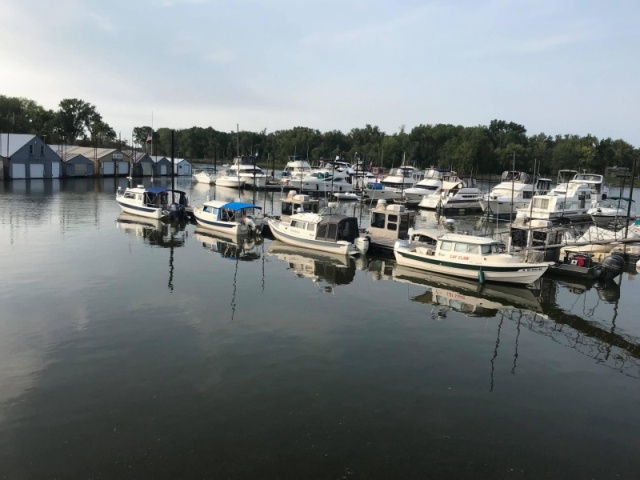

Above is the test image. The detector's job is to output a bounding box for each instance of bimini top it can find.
[202,200,261,211]
[128,186,186,195]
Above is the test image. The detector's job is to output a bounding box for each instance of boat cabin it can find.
[120,186,188,209]
[201,200,262,222]
[280,191,320,219]
[368,200,416,240]
[290,213,360,244]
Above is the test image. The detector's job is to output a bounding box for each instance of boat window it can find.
[388,214,398,223]
[454,242,468,252]
[327,223,337,240]
[211,208,219,218]
[281,203,293,215]
[371,212,385,228]
[440,241,452,251]
[291,220,299,228]
[317,223,327,238]
[124,192,135,199]
[491,243,506,253]
[307,223,315,231]
[310,203,319,213]
[481,245,492,255]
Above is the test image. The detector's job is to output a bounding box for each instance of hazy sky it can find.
[2,0,638,144]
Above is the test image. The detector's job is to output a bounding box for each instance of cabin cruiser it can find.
[193,169,216,184]
[116,185,189,220]
[287,169,355,194]
[402,167,453,202]
[267,205,369,256]
[418,177,483,212]
[570,171,609,200]
[279,158,313,184]
[394,232,552,285]
[193,199,264,235]
[479,171,552,219]
[515,178,598,222]
[381,165,424,189]
[228,156,269,188]
[359,181,404,202]
[215,169,245,188]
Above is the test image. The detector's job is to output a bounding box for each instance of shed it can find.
[62,153,95,177]
[151,155,172,176]
[173,157,192,176]
[1,133,61,179]
[125,151,155,177]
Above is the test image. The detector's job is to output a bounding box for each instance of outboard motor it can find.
[355,235,370,255]
[168,202,185,221]
[600,253,625,281]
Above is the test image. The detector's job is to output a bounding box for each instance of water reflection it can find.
[194,227,263,261]
[392,264,543,317]
[116,212,187,248]
[267,240,356,291]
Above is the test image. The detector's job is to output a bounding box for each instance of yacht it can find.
[516,176,598,222]
[193,169,216,184]
[381,165,424,189]
[279,158,312,184]
[479,171,552,219]
[116,185,189,220]
[288,169,355,194]
[418,176,483,212]
[402,167,453,202]
[228,156,269,189]
[588,197,636,229]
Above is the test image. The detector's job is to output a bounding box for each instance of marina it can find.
[1,177,640,478]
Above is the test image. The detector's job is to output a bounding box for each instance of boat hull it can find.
[116,198,165,219]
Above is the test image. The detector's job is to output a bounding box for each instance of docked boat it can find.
[287,169,355,194]
[359,181,404,202]
[588,197,636,229]
[394,232,552,285]
[418,177,483,212]
[193,170,216,184]
[515,178,598,222]
[279,158,313,184]
[193,199,264,235]
[402,167,453,203]
[267,207,370,256]
[365,199,416,254]
[479,171,552,220]
[116,185,189,220]
[228,156,269,189]
[215,169,245,188]
[380,164,424,190]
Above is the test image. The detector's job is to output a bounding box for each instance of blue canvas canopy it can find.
[221,202,261,211]
[146,187,169,194]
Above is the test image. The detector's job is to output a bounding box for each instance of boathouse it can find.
[151,155,172,176]
[173,157,192,176]
[62,153,95,177]
[49,145,131,177]
[1,134,61,179]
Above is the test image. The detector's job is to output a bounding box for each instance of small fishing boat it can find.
[267,206,369,256]
[394,232,552,285]
[193,199,264,235]
[116,185,189,220]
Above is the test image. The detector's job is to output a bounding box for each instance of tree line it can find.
[1,94,637,176]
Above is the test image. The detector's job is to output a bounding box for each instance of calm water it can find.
[1,178,640,479]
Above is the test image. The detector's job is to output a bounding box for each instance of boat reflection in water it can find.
[115,212,186,248]
[550,275,621,303]
[267,240,356,291]
[194,227,263,261]
[392,264,543,317]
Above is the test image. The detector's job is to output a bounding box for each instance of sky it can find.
[1,0,639,145]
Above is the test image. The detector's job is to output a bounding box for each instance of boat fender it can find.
[478,269,485,284]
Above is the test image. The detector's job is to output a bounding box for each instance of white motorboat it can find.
[394,232,552,285]
[570,171,609,201]
[193,199,264,235]
[215,169,245,188]
[287,169,355,194]
[402,167,453,202]
[267,207,369,256]
[228,156,269,188]
[516,178,598,222]
[116,185,189,220]
[193,170,216,184]
[279,158,313,184]
[359,181,404,202]
[418,178,483,211]
[479,171,552,219]
[381,164,424,189]
[588,197,636,229]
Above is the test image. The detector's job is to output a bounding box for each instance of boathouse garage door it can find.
[142,163,153,176]
[159,165,168,175]
[103,162,115,175]
[51,162,60,178]
[11,164,26,179]
[29,164,45,178]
